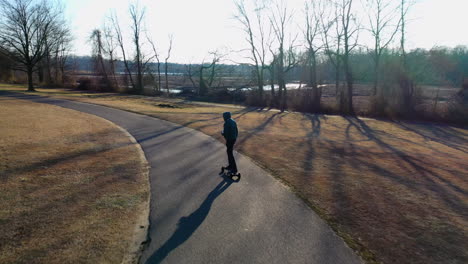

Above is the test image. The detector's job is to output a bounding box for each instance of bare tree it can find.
[103,21,118,86]
[269,0,298,112]
[164,35,173,96]
[198,52,224,96]
[400,0,406,67]
[266,51,277,103]
[43,17,68,85]
[266,35,279,106]
[146,33,162,93]
[185,63,198,89]
[110,12,135,91]
[0,0,64,91]
[90,30,108,80]
[234,0,269,104]
[399,0,416,113]
[129,2,146,94]
[41,8,71,86]
[303,0,324,111]
[55,32,72,85]
[321,1,344,110]
[366,0,401,96]
[400,0,415,69]
[339,0,359,114]
[32,2,68,85]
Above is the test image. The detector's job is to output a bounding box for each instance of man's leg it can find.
[226,140,237,173]
[226,141,233,170]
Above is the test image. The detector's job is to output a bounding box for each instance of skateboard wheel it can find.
[231,173,241,181]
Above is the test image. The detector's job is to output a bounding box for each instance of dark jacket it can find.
[222,112,238,141]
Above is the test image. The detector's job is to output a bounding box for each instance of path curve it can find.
[2,92,362,264]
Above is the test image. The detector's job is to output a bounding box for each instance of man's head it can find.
[223,112,231,121]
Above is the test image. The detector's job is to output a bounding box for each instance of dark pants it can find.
[226,139,237,172]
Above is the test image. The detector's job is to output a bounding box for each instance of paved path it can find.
[2,92,362,264]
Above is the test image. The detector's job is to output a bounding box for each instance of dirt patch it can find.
[156,103,178,108]
[0,97,149,263]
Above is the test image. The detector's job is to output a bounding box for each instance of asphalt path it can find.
[2,92,362,264]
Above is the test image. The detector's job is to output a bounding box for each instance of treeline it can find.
[66,44,468,89]
[346,46,468,87]
[69,56,252,79]
[268,46,468,89]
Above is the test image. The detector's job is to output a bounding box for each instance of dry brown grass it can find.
[0,96,148,264]
[1,86,468,264]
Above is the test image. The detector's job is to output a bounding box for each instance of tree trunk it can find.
[135,36,143,94]
[278,76,286,112]
[109,52,117,87]
[54,51,59,85]
[401,0,407,70]
[282,85,287,112]
[98,55,109,90]
[270,66,275,106]
[258,68,264,105]
[372,55,380,96]
[343,54,354,114]
[136,62,143,94]
[61,66,65,85]
[46,53,52,85]
[165,63,169,96]
[27,66,35,91]
[310,52,320,110]
[278,46,286,112]
[335,66,344,112]
[199,67,207,96]
[346,72,354,114]
[372,71,378,96]
[137,70,143,94]
[157,62,161,92]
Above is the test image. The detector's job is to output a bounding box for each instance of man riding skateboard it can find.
[221,112,239,176]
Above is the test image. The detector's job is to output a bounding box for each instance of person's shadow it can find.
[145,176,233,264]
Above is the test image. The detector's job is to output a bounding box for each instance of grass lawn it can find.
[1,85,467,264]
[0,95,149,263]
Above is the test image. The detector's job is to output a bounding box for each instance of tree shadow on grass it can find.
[144,176,233,264]
[174,107,263,131]
[303,116,468,263]
[236,112,281,146]
[394,121,468,154]
[0,143,143,254]
[343,117,467,213]
[301,114,356,225]
[301,114,326,173]
[0,129,133,182]
[342,136,468,263]
[228,107,261,122]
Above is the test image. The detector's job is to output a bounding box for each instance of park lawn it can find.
[0,96,149,264]
[2,85,468,264]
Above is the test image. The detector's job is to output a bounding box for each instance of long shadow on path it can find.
[145,176,233,264]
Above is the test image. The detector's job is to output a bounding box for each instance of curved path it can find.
[2,92,362,264]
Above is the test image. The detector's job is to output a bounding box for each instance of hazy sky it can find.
[65,0,468,63]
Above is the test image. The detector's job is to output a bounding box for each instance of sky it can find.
[64,0,468,64]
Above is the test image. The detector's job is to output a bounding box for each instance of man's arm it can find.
[222,122,227,138]
[234,123,238,139]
